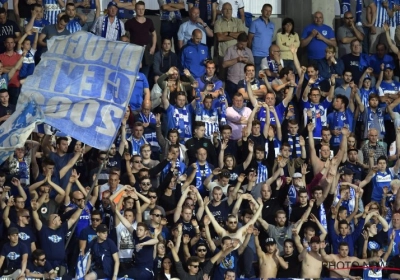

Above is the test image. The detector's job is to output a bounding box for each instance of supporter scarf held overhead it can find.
[287,133,301,158]
[196,161,211,194]
[173,105,191,142]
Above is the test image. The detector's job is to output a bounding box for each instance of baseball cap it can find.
[310,236,320,243]
[384,64,394,70]
[8,227,19,235]
[96,224,108,233]
[342,168,354,175]
[293,172,302,179]
[265,237,276,245]
[107,1,118,8]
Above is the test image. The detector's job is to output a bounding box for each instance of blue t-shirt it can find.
[301,23,335,59]
[212,248,239,280]
[9,222,36,255]
[248,17,275,57]
[0,242,28,270]
[79,225,97,246]
[371,171,393,202]
[130,72,149,111]
[27,259,53,275]
[38,223,69,263]
[49,152,75,189]
[87,238,118,278]
[132,234,154,268]
[63,202,93,236]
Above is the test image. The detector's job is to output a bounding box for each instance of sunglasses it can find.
[148,196,157,199]
[197,249,207,252]
[191,265,199,268]
[153,214,163,217]
[142,182,151,186]
[228,221,237,224]
[134,160,142,164]
[91,218,101,222]
[38,258,46,262]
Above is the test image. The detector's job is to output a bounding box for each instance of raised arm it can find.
[204,198,226,237]
[67,200,84,229]
[31,199,42,231]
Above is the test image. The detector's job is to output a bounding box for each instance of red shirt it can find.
[0,52,21,88]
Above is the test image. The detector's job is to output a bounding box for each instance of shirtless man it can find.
[254,232,288,278]
[299,236,323,278]
[308,122,348,175]
[320,241,378,278]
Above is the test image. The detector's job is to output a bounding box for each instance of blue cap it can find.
[107,1,118,8]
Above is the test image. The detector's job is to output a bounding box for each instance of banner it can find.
[18,31,144,151]
[0,101,43,164]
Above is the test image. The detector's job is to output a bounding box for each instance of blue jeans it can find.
[254,56,264,75]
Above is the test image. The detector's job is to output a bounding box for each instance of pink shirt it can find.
[226,106,252,140]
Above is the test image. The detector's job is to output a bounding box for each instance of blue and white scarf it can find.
[256,161,268,183]
[196,161,211,193]
[358,88,375,121]
[265,138,281,158]
[335,182,356,215]
[288,185,298,206]
[366,107,385,137]
[265,56,279,82]
[173,105,191,142]
[130,136,146,155]
[219,93,227,125]
[101,16,122,40]
[341,0,362,26]
[319,203,328,231]
[287,133,301,158]
[161,160,184,181]
[138,112,160,150]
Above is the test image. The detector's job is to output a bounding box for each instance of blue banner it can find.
[18,31,144,150]
[0,101,43,164]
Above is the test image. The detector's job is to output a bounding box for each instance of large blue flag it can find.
[18,31,144,150]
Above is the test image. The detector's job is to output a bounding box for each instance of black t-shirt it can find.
[341,53,366,84]
[0,21,20,53]
[356,229,388,258]
[277,253,301,278]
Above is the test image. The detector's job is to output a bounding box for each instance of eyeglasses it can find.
[152,213,163,217]
[134,160,142,163]
[148,196,157,199]
[197,249,207,252]
[38,258,46,262]
[91,218,101,222]
[142,182,151,186]
[228,221,237,224]
[190,265,199,268]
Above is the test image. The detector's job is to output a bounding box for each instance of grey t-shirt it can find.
[41,24,71,52]
[337,25,364,57]
[267,224,294,253]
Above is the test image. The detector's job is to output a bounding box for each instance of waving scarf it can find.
[101,16,122,40]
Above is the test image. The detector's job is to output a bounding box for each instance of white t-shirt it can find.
[116,222,137,259]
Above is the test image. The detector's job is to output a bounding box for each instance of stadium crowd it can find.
[2,0,400,279]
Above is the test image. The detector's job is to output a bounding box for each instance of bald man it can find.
[181,29,209,78]
[177,7,213,50]
[133,100,161,159]
[31,198,84,271]
[301,11,336,62]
